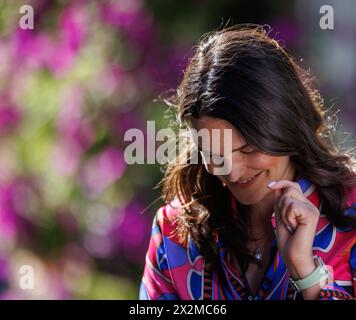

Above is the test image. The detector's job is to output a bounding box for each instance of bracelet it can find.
[289,256,330,292]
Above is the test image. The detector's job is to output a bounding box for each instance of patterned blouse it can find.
[139,176,356,300]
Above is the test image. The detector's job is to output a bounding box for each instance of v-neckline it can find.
[242,238,278,297]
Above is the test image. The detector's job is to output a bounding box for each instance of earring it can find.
[222,182,226,187]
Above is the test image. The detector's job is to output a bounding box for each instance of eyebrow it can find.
[198,143,249,155]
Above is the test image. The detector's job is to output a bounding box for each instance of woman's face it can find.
[190,116,296,205]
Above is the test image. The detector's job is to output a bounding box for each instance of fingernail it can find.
[286,225,294,233]
[267,181,277,188]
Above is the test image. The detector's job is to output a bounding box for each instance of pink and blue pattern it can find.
[139,176,356,300]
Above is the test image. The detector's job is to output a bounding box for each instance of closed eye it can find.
[240,148,256,154]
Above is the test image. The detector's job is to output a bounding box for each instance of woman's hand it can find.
[267,180,320,276]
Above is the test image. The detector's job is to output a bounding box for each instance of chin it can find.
[230,190,264,205]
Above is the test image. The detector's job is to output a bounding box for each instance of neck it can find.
[248,165,297,232]
[248,192,275,233]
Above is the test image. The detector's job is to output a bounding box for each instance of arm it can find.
[268,180,355,300]
[288,257,327,300]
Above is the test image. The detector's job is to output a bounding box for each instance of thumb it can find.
[272,188,290,247]
[273,188,282,214]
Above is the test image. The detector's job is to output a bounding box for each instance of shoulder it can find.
[154,197,186,246]
[311,185,355,262]
[345,184,356,209]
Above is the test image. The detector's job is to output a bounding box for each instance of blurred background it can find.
[0,0,354,299]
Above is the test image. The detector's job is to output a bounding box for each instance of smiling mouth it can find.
[234,171,263,185]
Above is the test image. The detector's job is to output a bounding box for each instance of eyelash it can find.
[240,149,255,154]
[203,149,255,159]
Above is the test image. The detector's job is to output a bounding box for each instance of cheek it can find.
[247,154,279,169]
[246,154,290,173]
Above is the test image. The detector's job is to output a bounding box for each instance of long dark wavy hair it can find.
[160,25,356,274]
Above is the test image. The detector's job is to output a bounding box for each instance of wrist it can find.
[289,257,316,280]
[289,256,330,299]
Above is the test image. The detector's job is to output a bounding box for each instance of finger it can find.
[273,188,282,213]
[282,200,319,249]
[285,199,315,227]
[277,192,306,221]
[273,188,291,244]
[273,188,283,228]
[278,202,297,233]
[275,215,290,248]
[268,180,302,194]
[280,198,300,231]
[280,187,307,203]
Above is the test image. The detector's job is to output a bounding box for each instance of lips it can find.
[237,173,260,183]
[234,171,263,188]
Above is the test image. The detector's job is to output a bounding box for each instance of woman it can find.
[139,25,356,300]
